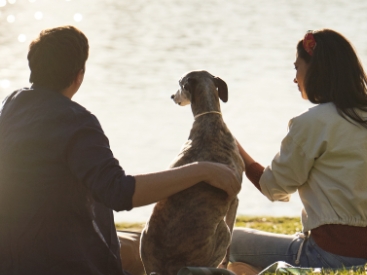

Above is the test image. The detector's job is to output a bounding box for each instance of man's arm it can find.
[132,161,241,207]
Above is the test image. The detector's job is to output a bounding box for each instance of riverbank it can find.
[115,216,302,234]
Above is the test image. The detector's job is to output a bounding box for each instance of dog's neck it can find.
[194,111,222,120]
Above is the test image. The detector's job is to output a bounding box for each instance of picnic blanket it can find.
[258,261,367,275]
[177,262,367,275]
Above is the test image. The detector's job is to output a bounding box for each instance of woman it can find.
[230,29,367,271]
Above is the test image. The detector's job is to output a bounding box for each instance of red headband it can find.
[303,31,317,56]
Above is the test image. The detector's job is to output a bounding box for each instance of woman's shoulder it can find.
[288,102,365,146]
[289,103,342,130]
[293,102,365,130]
[296,102,337,121]
[286,103,341,145]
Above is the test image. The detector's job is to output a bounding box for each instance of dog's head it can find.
[171,70,228,106]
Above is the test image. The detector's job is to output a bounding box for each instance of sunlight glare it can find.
[0,79,10,89]
[34,11,43,20]
[73,13,82,22]
[7,14,15,23]
[18,34,26,43]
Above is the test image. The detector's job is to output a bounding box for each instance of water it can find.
[1,0,366,222]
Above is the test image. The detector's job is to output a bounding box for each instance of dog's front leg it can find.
[219,197,239,269]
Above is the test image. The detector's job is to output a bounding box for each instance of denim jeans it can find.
[229,228,367,270]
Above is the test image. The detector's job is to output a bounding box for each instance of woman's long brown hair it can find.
[297,29,367,128]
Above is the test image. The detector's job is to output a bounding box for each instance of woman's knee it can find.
[229,228,259,262]
[229,227,298,267]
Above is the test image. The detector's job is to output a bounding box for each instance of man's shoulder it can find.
[33,87,90,114]
[2,87,96,125]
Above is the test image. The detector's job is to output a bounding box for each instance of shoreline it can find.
[115,216,302,234]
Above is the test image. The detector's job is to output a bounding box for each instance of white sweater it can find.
[259,103,367,232]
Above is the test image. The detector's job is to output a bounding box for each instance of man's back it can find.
[0,87,133,275]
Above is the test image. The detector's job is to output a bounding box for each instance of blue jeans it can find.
[229,228,367,269]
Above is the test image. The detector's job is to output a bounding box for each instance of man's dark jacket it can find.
[0,87,135,275]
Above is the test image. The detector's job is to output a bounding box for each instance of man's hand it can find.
[200,162,242,199]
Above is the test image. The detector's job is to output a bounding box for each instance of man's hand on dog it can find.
[202,162,242,199]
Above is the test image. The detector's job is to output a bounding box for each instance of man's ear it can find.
[75,69,85,85]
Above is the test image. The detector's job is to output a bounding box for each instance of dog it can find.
[140,70,244,275]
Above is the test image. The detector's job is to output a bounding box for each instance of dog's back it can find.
[140,71,244,275]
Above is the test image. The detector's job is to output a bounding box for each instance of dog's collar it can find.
[194,111,222,120]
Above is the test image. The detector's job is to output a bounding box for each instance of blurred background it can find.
[1,0,366,222]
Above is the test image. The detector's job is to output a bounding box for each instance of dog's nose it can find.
[171,94,174,99]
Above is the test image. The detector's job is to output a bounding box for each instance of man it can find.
[0,26,241,275]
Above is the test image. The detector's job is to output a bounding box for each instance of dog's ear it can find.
[184,77,196,94]
[186,78,197,90]
[183,83,190,91]
[214,77,228,102]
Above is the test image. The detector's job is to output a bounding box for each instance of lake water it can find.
[1,0,366,222]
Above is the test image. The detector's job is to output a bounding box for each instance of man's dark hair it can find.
[297,29,367,128]
[27,25,89,91]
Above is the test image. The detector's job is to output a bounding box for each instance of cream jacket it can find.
[259,103,367,232]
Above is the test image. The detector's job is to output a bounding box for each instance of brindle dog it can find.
[140,70,244,275]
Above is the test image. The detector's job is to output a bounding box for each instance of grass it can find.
[115,215,303,234]
[115,216,367,275]
[115,222,145,231]
[234,216,302,234]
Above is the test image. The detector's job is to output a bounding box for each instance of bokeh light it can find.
[34,11,43,20]
[7,14,15,23]
[0,0,6,8]
[0,79,10,89]
[18,34,26,43]
[8,0,16,4]
[28,0,36,3]
[73,13,82,22]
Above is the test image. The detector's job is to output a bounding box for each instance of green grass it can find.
[235,216,302,234]
[115,222,145,231]
[115,215,302,234]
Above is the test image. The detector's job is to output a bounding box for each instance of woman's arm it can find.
[132,161,241,207]
[236,139,256,169]
[236,139,264,192]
